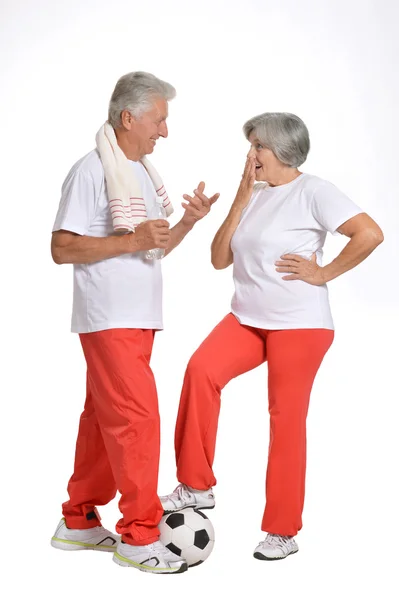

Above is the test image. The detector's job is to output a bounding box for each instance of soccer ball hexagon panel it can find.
[159,508,215,567]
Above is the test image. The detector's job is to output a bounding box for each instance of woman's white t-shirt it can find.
[230,173,363,330]
[52,150,163,333]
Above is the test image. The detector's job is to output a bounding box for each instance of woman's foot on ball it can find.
[160,483,215,513]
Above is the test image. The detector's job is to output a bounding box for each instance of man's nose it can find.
[159,122,168,138]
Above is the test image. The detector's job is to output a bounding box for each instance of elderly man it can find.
[50,71,218,574]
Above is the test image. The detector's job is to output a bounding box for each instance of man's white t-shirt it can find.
[53,150,163,333]
[230,173,363,330]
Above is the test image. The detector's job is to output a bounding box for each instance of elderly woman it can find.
[160,113,383,560]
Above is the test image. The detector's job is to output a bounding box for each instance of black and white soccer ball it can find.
[159,508,215,567]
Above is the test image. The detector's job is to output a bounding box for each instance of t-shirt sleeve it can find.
[52,168,97,235]
[311,181,364,235]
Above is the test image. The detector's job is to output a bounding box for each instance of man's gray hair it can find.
[108,71,176,128]
[243,112,310,167]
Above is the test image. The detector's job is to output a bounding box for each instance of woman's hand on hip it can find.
[275,253,326,286]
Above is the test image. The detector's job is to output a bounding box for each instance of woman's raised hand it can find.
[233,156,256,209]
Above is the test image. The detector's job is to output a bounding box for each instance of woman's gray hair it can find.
[108,71,176,128]
[243,112,310,167]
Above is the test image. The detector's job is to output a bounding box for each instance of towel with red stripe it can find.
[95,122,173,233]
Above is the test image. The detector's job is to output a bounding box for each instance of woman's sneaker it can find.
[160,483,215,514]
[253,534,299,561]
[113,540,187,574]
[51,518,119,552]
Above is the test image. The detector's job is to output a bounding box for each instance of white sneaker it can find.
[113,540,188,574]
[160,483,215,513]
[51,518,119,552]
[254,534,299,561]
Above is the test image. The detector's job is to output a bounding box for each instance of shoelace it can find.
[165,483,192,505]
[260,534,292,549]
[151,541,182,559]
[152,541,171,554]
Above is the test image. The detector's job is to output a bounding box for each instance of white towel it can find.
[95,122,173,233]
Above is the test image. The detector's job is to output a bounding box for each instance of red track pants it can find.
[175,314,334,536]
[62,328,163,545]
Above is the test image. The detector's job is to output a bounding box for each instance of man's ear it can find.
[120,109,135,131]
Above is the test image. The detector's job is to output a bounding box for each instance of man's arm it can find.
[51,219,170,265]
[164,181,219,257]
[51,230,134,264]
[164,220,194,257]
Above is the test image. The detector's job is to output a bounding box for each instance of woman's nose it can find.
[247,147,256,159]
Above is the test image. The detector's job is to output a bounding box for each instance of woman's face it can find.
[248,131,283,182]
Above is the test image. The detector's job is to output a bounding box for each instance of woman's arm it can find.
[211,157,256,269]
[51,219,170,265]
[323,213,384,282]
[275,213,384,284]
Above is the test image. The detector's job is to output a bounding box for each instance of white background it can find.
[1,0,398,597]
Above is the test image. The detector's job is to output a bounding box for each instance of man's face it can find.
[129,97,169,157]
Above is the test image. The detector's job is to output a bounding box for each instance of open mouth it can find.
[255,165,262,170]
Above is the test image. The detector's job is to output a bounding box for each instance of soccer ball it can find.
[159,508,215,567]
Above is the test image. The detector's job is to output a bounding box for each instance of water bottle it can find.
[144,197,167,260]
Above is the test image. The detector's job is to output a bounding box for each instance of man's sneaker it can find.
[51,518,119,552]
[113,540,187,574]
[254,534,299,561]
[160,483,215,514]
